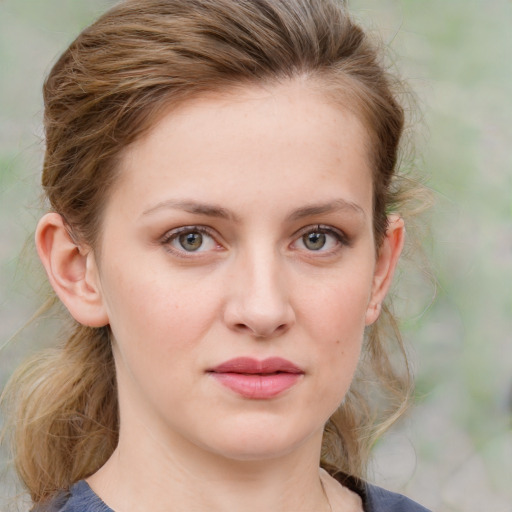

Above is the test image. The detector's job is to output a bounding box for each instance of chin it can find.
[209,439,303,463]
[195,417,320,462]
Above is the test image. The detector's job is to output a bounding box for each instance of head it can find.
[9,0,414,502]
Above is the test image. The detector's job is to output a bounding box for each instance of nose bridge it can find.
[225,241,294,338]
[246,245,283,306]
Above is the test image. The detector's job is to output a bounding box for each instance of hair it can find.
[1,0,425,504]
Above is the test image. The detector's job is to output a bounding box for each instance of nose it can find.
[223,249,295,339]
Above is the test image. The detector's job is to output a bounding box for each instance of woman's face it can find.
[92,80,394,461]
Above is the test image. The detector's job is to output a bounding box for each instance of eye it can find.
[177,232,205,251]
[291,225,347,253]
[302,232,328,251]
[162,226,219,254]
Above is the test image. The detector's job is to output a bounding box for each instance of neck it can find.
[88,419,331,512]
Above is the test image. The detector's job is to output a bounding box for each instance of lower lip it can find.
[210,372,302,399]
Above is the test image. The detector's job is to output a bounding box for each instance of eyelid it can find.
[290,224,350,251]
[296,224,349,241]
[160,225,224,257]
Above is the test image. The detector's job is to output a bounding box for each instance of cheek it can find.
[298,274,371,396]
[101,262,223,359]
[300,274,372,342]
[104,271,226,412]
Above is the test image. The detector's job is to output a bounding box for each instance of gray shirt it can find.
[34,479,431,512]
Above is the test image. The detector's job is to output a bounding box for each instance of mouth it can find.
[207,357,304,399]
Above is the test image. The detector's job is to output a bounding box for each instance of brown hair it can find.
[2,0,422,503]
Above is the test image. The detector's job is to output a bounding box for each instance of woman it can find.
[2,0,430,510]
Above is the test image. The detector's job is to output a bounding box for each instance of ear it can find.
[365,215,405,326]
[35,213,109,327]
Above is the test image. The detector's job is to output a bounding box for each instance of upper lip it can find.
[208,357,304,375]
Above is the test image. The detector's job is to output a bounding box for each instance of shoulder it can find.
[364,483,431,512]
[31,481,113,512]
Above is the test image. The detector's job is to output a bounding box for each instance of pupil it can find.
[179,232,203,251]
[304,232,326,250]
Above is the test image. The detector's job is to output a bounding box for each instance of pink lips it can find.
[208,357,304,399]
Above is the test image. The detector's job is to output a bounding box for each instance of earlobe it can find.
[365,215,405,326]
[35,213,109,327]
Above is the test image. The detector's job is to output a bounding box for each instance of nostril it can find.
[239,322,289,337]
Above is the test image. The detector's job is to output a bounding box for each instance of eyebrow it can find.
[141,198,365,222]
[287,198,366,221]
[142,200,239,221]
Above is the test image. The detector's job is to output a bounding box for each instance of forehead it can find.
[112,80,373,220]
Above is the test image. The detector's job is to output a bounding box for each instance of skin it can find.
[36,79,404,512]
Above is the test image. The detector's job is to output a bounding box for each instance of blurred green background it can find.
[1,0,511,510]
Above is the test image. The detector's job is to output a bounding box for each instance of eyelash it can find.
[291,224,350,254]
[160,225,222,258]
[160,224,350,258]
